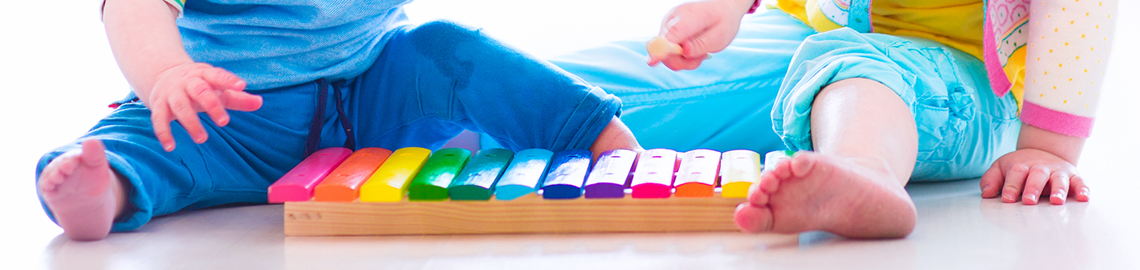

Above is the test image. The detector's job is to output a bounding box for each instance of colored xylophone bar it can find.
[271,147,794,236]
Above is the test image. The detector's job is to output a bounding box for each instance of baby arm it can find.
[103,0,262,151]
[978,0,1116,205]
[648,0,757,70]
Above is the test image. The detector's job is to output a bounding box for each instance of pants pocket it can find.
[913,92,969,163]
[886,39,977,164]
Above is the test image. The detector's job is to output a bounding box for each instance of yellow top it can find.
[772,0,985,60]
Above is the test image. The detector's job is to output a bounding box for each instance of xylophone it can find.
[270,147,793,236]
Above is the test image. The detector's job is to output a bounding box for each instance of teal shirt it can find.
[176,0,413,90]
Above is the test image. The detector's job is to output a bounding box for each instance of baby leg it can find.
[353,20,640,157]
[37,140,127,241]
[735,78,918,238]
[588,117,641,159]
[36,84,320,240]
[732,26,1012,238]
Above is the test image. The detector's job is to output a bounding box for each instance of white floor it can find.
[3,1,1139,269]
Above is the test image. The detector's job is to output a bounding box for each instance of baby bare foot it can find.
[733,152,917,238]
[38,139,126,241]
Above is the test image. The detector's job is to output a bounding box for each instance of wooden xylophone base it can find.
[284,193,747,236]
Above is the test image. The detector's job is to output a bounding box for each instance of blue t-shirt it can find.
[176,0,413,90]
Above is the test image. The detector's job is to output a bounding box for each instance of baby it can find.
[554,0,1115,238]
[36,0,642,241]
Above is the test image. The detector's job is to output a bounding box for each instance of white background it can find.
[1,0,1136,268]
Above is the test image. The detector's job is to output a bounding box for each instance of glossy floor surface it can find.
[4,1,1139,269]
[34,178,1140,270]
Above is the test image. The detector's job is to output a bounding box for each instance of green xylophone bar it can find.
[407,148,471,201]
[449,148,514,200]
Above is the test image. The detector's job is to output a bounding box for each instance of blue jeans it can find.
[35,21,621,231]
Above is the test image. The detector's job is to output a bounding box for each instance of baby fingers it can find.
[149,99,177,152]
[1047,171,1072,205]
[1019,165,1051,205]
[220,89,263,112]
[1001,164,1030,203]
[168,86,209,145]
[186,77,229,126]
[1069,175,1091,202]
[202,67,246,91]
[659,56,706,71]
[979,162,1003,198]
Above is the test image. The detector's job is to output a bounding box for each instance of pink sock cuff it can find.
[1020,101,1094,138]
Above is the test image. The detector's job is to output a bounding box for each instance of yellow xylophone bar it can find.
[273,147,775,236]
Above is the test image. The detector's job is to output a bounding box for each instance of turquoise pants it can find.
[551,9,1021,181]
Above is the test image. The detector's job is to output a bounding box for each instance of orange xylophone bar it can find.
[270,147,790,236]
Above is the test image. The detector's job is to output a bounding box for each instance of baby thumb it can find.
[680,30,730,58]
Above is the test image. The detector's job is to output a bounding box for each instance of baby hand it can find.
[649,0,752,70]
[979,148,1089,205]
[142,63,263,151]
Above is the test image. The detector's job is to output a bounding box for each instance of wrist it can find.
[1016,123,1087,165]
[132,61,196,102]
